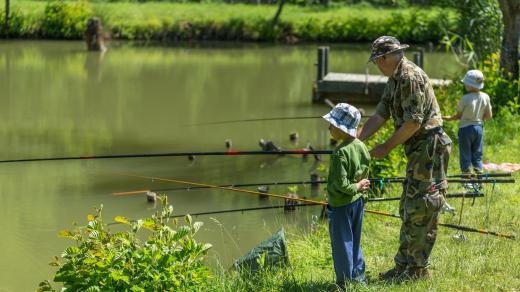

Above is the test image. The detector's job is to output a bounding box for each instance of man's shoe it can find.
[379,266,406,281]
[395,267,429,282]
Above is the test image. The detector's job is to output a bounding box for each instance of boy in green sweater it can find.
[322,103,371,287]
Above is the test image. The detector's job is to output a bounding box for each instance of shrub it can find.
[38,196,212,291]
[0,9,28,37]
[40,1,93,39]
[364,123,405,179]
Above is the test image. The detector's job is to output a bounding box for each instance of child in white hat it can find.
[444,69,493,177]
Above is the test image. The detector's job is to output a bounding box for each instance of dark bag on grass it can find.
[233,228,289,272]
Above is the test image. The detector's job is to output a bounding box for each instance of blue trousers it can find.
[458,125,483,172]
[327,198,365,284]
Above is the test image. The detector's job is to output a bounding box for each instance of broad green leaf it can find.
[114,216,130,225]
[201,243,212,252]
[193,221,203,233]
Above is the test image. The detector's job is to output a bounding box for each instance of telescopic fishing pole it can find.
[187,116,325,126]
[113,176,513,196]
[367,192,484,202]
[449,173,512,178]
[108,192,484,225]
[113,173,515,239]
[106,203,322,226]
[0,149,332,164]
[112,179,328,196]
[187,115,372,126]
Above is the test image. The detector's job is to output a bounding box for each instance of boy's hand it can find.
[356,179,371,192]
[370,144,390,159]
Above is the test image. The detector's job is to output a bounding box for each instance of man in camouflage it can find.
[358,36,452,282]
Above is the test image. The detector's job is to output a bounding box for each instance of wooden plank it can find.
[315,72,452,104]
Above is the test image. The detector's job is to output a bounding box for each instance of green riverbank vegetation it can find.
[1,1,458,42]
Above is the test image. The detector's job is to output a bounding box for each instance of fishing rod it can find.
[107,203,322,226]
[367,191,484,202]
[107,192,484,225]
[113,176,513,196]
[187,115,373,126]
[185,101,368,127]
[0,149,332,164]
[112,180,328,196]
[449,173,511,178]
[187,116,325,126]
[114,173,515,239]
[369,178,514,184]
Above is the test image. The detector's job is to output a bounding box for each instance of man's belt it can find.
[406,126,443,145]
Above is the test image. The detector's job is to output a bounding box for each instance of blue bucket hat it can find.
[462,69,484,90]
[322,103,361,138]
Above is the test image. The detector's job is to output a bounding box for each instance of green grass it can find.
[208,112,520,291]
[2,1,459,42]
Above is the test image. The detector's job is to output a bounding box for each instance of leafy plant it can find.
[38,196,212,291]
[287,185,298,194]
[0,9,28,37]
[444,0,502,63]
[364,123,405,179]
[40,1,93,39]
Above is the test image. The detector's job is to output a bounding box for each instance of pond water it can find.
[0,40,461,290]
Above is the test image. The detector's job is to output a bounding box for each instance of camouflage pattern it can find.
[375,57,445,137]
[395,131,451,268]
[373,53,452,269]
[368,36,409,62]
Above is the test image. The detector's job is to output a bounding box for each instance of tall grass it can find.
[208,168,520,290]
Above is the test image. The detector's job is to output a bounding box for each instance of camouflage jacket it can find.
[375,57,443,144]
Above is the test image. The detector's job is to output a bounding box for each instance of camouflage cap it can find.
[368,36,409,62]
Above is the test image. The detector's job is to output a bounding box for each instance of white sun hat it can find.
[322,103,361,138]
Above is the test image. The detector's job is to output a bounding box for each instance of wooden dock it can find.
[312,47,451,104]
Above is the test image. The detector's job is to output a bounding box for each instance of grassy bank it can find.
[207,56,520,289]
[208,111,520,291]
[1,1,459,42]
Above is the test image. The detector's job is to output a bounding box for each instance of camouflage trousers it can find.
[394,128,452,269]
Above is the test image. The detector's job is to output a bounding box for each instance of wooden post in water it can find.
[85,17,106,52]
[317,47,329,81]
[412,49,424,69]
[313,47,328,102]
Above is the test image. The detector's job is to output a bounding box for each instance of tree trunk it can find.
[271,0,285,28]
[498,0,520,80]
[4,0,9,37]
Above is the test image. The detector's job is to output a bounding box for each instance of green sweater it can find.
[326,138,371,207]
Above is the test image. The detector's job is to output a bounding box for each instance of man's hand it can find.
[356,179,371,192]
[370,143,390,159]
[370,120,421,159]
